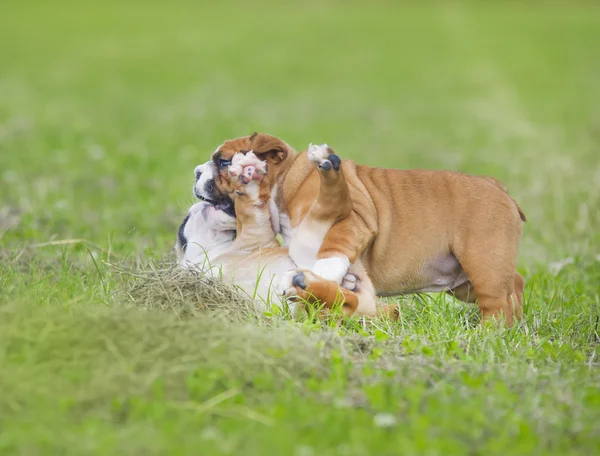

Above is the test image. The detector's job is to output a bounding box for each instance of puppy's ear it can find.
[248,133,289,164]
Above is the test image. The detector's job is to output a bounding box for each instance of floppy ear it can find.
[248,133,289,164]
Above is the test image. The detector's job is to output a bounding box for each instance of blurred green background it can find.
[2,1,599,262]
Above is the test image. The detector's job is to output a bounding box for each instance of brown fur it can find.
[225,152,380,318]
[212,133,526,326]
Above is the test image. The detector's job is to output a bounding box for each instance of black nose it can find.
[195,170,202,182]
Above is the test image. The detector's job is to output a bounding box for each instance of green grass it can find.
[1,1,600,454]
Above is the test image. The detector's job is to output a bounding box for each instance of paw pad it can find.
[341,273,359,291]
[292,272,307,290]
[229,152,267,184]
[307,143,341,171]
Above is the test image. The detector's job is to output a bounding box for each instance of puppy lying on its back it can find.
[176,152,379,317]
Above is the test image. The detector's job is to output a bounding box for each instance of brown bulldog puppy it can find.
[193,133,526,326]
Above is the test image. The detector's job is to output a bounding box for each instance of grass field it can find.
[1,1,600,454]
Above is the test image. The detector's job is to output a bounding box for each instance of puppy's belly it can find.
[376,253,469,296]
[219,252,296,307]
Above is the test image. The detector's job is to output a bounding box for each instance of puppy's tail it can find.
[481,176,527,222]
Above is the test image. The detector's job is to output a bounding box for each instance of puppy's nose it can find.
[194,165,203,182]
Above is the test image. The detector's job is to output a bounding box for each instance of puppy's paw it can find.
[276,269,300,300]
[285,270,323,297]
[278,269,323,300]
[307,143,341,172]
[341,273,360,291]
[228,152,268,185]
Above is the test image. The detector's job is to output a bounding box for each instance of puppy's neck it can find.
[233,202,280,250]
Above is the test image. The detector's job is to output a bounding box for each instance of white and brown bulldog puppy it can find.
[178,152,379,317]
[193,133,526,326]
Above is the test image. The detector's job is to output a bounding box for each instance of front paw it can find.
[307,143,341,172]
[229,152,268,184]
[277,269,319,302]
[276,269,300,300]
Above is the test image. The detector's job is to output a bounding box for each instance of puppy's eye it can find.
[219,159,232,167]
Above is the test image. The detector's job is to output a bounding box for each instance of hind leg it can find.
[448,273,524,324]
[512,272,525,320]
[456,260,522,326]
[453,230,524,326]
[451,199,525,326]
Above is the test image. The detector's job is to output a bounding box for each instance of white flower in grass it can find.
[548,257,574,275]
[373,412,397,428]
[295,444,314,456]
[199,426,220,441]
[87,144,105,161]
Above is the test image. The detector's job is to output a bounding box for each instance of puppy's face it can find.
[194,133,293,208]
[175,202,236,266]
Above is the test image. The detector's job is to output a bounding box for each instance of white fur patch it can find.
[311,256,350,284]
[288,219,332,270]
[194,160,215,200]
[279,213,293,247]
[178,202,235,270]
[307,143,330,164]
[275,269,298,298]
